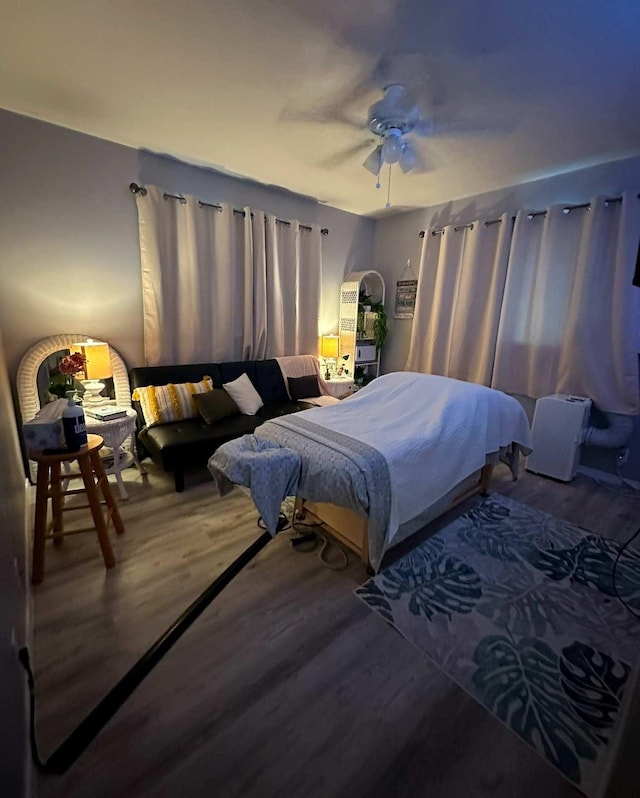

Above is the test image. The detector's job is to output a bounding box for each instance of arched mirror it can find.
[17,333,132,426]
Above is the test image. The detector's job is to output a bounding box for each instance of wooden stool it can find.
[30,434,125,584]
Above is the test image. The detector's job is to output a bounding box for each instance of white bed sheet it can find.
[296,371,532,550]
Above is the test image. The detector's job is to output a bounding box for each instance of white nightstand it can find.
[84,408,145,499]
[323,376,355,399]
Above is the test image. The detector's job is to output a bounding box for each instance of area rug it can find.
[355,494,640,797]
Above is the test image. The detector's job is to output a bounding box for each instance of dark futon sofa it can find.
[130,359,314,492]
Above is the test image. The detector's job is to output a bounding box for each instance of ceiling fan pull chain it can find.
[386,163,392,208]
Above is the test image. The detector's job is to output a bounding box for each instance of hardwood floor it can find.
[31,461,639,798]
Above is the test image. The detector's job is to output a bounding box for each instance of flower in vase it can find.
[59,352,87,376]
[48,352,87,400]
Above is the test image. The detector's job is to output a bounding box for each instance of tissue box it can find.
[22,419,65,453]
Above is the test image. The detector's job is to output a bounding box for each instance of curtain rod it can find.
[129,183,329,236]
[418,193,640,238]
[422,217,512,237]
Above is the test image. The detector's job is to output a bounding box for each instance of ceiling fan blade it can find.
[280,70,381,130]
[281,52,433,131]
[371,52,432,93]
[317,140,374,169]
[427,113,515,138]
[362,145,383,175]
[412,117,435,138]
[280,104,362,130]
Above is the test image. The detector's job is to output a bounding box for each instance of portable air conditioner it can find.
[526,394,592,481]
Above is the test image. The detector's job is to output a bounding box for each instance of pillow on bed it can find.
[132,377,213,427]
[288,374,321,401]
[223,373,263,415]
[193,389,239,425]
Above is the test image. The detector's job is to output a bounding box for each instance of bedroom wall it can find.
[0,108,375,386]
[373,155,640,482]
[0,326,30,796]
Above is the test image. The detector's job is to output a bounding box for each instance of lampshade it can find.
[70,339,112,380]
[320,335,339,359]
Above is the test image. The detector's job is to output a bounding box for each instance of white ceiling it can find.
[2,0,640,216]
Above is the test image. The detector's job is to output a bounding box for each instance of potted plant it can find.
[371,302,387,352]
[358,290,388,351]
[354,365,376,388]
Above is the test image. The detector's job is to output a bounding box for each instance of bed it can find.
[208,372,532,571]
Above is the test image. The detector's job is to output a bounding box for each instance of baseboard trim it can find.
[577,465,640,490]
[23,477,34,798]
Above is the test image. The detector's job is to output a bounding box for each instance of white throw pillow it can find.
[223,373,263,415]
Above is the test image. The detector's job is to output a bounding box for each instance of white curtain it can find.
[136,185,322,365]
[406,213,512,385]
[492,193,640,413]
[262,213,322,358]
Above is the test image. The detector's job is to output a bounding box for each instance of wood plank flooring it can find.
[32,462,639,798]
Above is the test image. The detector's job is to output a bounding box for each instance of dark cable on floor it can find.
[18,648,46,771]
[612,525,640,620]
[18,530,272,774]
[257,513,290,533]
[581,458,640,499]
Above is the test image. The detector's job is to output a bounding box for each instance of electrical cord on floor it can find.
[256,509,350,571]
[612,525,640,620]
[18,647,47,771]
[256,513,291,533]
[581,459,640,499]
[289,516,350,571]
[317,534,350,571]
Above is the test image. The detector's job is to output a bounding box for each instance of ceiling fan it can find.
[281,53,441,180]
[283,51,513,207]
[360,82,433,177]
[311,81,438,206]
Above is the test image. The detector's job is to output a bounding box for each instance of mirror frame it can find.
[17,333,132,424]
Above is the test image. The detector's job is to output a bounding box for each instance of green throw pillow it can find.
[193,389,240,425]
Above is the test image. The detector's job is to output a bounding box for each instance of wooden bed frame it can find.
[294,463,494,569]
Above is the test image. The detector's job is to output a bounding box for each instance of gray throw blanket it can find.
[256,415,392,570]
[208,436,301,535]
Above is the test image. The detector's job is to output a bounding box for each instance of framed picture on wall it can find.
[394,278,418,318]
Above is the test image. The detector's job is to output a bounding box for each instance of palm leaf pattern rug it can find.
[355,494,640,796]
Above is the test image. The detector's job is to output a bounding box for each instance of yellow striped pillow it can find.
[132,377,213,427]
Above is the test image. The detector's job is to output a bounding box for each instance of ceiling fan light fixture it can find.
[381,128,403,164]
[399,142,418,173]
[362,145,383,176]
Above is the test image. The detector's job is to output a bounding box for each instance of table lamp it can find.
[320,335,339,380]
[70,339,113,405]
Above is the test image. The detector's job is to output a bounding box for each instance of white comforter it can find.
[297,371,532,549]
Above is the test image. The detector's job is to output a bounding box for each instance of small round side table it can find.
[29,434,125,584]
[323,376,355,399]
[84,408,145,500]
